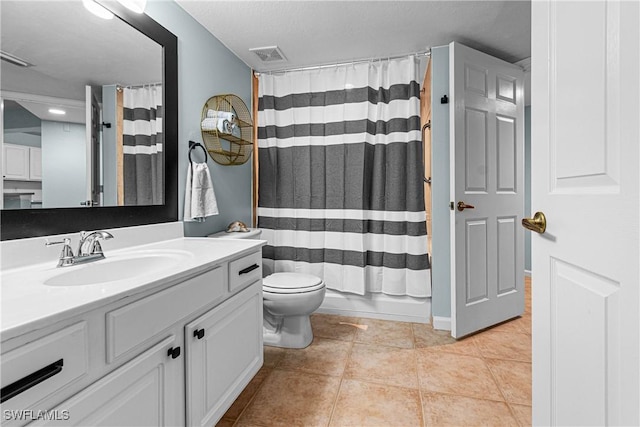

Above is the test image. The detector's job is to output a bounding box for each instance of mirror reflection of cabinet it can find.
[2,143,42,209]
[3,144,30,180]
[29,147,42,180]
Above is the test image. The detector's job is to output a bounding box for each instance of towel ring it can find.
[188,141,208,163]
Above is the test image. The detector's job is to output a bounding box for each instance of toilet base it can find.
[263,314,313,349]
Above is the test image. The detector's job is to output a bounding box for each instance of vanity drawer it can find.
[106,266,224,363]
[228,251,262,293]
[0,322,88,413]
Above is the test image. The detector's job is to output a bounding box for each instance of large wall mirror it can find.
[1,1,178,240]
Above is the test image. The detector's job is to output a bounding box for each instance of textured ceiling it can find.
[176,0,531,72]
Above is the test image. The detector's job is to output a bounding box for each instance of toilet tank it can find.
[207,228,262,240]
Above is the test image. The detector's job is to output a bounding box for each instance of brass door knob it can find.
[522,211,547,234]
[457,201,475,212]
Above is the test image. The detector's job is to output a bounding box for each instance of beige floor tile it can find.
[225,314,532,426]
[354,318,414,349]
[311,313,362,342]
[421,392,519,427]
[514,314,531,335]
[238,370,340,427]
[487,359,532,406]
[413,323,480,356]
[263,346,286,368]
[330,379,423,427]
[278,337,352,377]
[345,343,418,389]
[510,404,532,426]
[485,317,528,335]
[474,331,531,362]
[416,350,503,401]
[221,367,272,420]
[215,418,235,427]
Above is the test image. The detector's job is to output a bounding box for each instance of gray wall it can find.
[430,46,452,319]
[524,106,531,272]
[145,2,253,237]
[41,120,86,208]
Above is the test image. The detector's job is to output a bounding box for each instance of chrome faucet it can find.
[45,230,114,267]
[77,230,114,257]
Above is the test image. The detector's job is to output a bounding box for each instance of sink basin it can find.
[44,250,192,287]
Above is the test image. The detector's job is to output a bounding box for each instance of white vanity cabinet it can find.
[32,335,184,426]
[0,247,264,427]
[2,144,41,181]
[185,281,263,426]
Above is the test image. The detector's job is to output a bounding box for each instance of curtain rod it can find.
[254,50,431,76]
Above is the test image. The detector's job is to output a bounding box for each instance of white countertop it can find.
[0,237,265,342]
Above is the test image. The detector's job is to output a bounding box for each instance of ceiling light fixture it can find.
[116,0,147,13]
[0,50,32,67]
[49,108,66,115]
[82,0,114,19]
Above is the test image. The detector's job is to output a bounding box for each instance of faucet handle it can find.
[45,237,72,249]
[45,238,74,266]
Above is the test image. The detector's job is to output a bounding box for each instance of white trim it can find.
[524,269,532,277]
[0,90,85,109]
[316,289,430,323]
[432,316,452,331]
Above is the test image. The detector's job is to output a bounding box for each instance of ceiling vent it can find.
[249,46,287,63]
[0,50,33,67]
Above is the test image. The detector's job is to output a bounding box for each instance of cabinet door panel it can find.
[186,281,263,427]
[3,144,30,180]
[29,147,42,181]
[32,336,182,427]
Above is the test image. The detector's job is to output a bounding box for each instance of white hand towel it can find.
[201,117,217,131]
[206,109,236,122]
[184,162,219,222]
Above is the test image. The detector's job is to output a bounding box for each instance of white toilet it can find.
[208,228,325,349]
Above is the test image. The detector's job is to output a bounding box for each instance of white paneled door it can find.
[450,42,525,338]
[532,1,640,425]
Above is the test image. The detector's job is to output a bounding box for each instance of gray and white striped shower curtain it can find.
[257,56,431,297]
[123,85,163,205]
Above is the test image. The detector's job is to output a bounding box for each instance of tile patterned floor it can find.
[217,278,532,427]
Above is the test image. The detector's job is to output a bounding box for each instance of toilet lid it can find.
[263,272,324,294]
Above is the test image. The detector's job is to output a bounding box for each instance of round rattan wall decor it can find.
[200,94,253,166]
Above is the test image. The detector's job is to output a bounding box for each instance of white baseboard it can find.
[432,316,451,331]
[524,269,532,277]
[316,290,431,324]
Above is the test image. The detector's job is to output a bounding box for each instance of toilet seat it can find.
[263,272,325,294]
